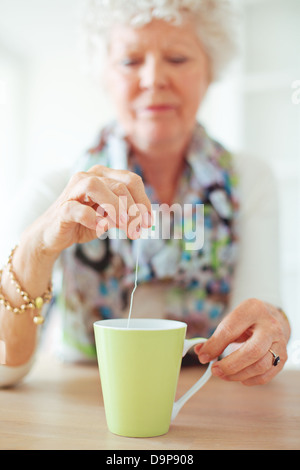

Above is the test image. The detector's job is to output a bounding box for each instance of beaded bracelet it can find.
[0,246,52,325]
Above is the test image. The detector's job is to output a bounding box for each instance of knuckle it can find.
[70,171,86,185]
[269,317,282,338]
[223,361,238,375]
[244,297,263,313]
[86,175,100,193]
[111,181,127,194]
[132,172,143,184]
[127,172,143,189]
[242,297,256,308]
[89,164,105,173]
[216,321,234,341]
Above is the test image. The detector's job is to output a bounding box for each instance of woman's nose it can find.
[139,56,169,90]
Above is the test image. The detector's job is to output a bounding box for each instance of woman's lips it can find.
[139,104,178,115]
[146,104,176,111]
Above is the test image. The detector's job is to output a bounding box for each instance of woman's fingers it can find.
[221,350,287,386]
[221,343,286,386]
[212,342,280,381]
[211,328,272,375]
[194,299,289,386]
[99,177,143,238]
[39,165,153,255]
[65,168,152,239]
[88,165,153,228]
[195,302,256,363]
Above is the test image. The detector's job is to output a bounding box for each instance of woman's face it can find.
[105,18,211,153]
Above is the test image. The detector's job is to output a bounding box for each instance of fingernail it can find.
[142,212,153,228]
[199,354,210,364]
[194,344,204,354]
[130,225,141,240]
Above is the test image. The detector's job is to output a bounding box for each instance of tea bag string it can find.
[127,237,140,328]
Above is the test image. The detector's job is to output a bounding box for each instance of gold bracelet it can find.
[0,246,52,325]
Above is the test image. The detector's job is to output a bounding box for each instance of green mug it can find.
[94,318,216,438]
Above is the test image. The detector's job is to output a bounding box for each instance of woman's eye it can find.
[168,56,188,64]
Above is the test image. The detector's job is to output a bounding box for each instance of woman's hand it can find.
[33,165,152,257]
[194,298,290,386]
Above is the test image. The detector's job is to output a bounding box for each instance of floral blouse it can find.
[54,121,239,361]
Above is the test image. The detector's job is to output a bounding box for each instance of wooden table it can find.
[1,354,300,450]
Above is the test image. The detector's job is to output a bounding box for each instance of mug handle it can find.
[171,338,217,421]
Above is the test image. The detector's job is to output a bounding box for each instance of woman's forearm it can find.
[0,227,58,367]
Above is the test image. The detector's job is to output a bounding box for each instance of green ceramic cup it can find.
[94,318,216,438]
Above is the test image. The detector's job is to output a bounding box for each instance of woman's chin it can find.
[134,121,184,150]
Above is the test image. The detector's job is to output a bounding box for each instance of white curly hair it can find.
[80,0,239,82]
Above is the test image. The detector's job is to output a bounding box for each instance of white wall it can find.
[0,43,27,198]
[24,56,113,173]
[238,0,300,367]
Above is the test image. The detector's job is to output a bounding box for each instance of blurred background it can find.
[0,0,299,367]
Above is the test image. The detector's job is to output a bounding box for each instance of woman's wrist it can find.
[1,246,53,325]
[12,228,58,300]
[0,230,57,367]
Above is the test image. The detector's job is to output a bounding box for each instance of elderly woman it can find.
[0,0,290,388]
